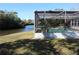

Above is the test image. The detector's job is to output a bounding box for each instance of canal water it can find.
[0,25,34,36]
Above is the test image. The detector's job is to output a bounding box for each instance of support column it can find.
[71,20,72,26]
[76,20,78,27]
[78,20,79,26]
[65,10,66,23]
[73,20,75,29]
[74,20,76,26]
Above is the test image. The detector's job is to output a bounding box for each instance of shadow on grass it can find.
[0,39,57,55]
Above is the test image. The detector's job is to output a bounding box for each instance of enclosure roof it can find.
[35,10,79,13]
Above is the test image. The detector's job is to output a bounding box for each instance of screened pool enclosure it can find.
[35,10,79,33]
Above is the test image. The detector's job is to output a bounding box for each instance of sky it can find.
[0,3,79,20]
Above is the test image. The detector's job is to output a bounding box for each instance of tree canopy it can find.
[0,10,24,30]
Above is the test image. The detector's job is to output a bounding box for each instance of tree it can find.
[0,10,24,30]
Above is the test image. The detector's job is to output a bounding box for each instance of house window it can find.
[75,20,79,26]
[72,20,75,26]
[76,20,78,26]
[78,20,79,26]
[75,20,76,26]
[72,20,73,26]
[72,20,76,26]
[72,20,79,26]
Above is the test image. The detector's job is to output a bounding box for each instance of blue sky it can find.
[0,3,79,20]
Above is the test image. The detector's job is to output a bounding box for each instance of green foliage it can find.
[0,10,24,30]
[46,19,65,27]
[25,23,34,25]
[39,18,65,28]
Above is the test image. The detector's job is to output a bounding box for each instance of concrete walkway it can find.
[33,33,45,39]
[34,31,79,39]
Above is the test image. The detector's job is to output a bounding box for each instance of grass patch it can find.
[0,31,34,44]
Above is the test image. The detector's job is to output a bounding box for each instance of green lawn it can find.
[0,31,34,44]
